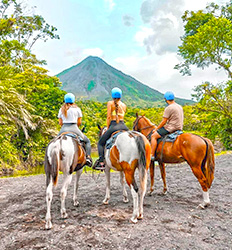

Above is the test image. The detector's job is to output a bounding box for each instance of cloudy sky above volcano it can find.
[30,0,228,99]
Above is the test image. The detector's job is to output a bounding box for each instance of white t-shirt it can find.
[58,106,82,123]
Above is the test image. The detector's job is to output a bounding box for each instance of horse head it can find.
[97,124,107,137]
[133,114,156,137]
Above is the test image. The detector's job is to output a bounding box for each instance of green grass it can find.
[1,151,100,178]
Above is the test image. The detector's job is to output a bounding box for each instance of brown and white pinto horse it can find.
[44,133,86,229]
[133,114,215,208]
[98,126,151,223]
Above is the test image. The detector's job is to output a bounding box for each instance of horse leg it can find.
[124,169,139,223]
[73,169,82,206]
[138,169,148,220]
[148,161,155,196]
[45,178,53,230]
[190,166,210,208]
[60,174,72,218]
[120,171,129,203]
[130,179,139,223]
[103,165,111,205]
[159,162,168,194]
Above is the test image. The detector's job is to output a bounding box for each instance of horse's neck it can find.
[142,125,156,137]
[140,118,156,137]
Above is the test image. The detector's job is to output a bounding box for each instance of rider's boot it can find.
[93,159,105,171]
[85,155,93,167]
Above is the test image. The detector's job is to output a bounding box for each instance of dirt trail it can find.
[0,153,231,250]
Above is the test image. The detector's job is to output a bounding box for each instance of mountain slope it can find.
[57,56,194,107]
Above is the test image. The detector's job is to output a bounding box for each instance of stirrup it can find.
[85,157,92,167]
[93,160,105,171]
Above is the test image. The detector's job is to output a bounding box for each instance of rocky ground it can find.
[0,153,231,250]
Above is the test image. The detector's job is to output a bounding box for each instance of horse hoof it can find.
[148,191,153,196]
[198,202,210,209]
[123,197,129,203]
[61,212,68,219]
[130,217,138,224]
[163,189,168,195]
[74,201,79,207]
[103,199,109,205]
[45,221,52,230]
[137,214,143,220]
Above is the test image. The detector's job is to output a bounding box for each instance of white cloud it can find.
[138,0,228,55]
[135,26,153,46]
[104,0,116,11]
[119,0,229,99]
[113,51,227,100]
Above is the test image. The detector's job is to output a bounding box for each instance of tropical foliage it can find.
[175,1,232,150]
[0,0,231,175]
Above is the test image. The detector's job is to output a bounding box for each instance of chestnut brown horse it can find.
[133,114,215,208]
[97,126,151,223]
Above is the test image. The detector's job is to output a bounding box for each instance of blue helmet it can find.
[164,91,174,101]
[64,93,75,103]
[111,87,122,99]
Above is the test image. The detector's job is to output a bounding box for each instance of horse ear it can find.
[136,113,138,118]
[97,124,101,130]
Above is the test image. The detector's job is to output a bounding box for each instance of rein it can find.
[133,116,156,139]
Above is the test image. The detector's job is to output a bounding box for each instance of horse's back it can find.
[46,136,76,170]
[156,133,212,164]
[176,133,213,164]
[178,133,210,151]
[114,132,139,161]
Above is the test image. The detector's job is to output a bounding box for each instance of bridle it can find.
[133,116,156,133]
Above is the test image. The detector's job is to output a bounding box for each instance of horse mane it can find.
[143,116,153,125]
[141,115,156,127]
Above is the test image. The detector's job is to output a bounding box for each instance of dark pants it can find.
[58,123,91,156]
[98,120,129,162]
[157,127,170,137]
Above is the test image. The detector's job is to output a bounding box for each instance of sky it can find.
[28,0,228,100]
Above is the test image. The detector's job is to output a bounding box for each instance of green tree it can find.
[175,1,232,149]
[175,1,232,77]
[0,0,62,172]
[192,81,232,149]
[0,0,59,68]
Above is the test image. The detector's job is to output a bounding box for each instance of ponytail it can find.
[114,99,120,123]
[61,103,77,118]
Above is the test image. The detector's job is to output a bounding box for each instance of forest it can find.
[0,0,231,175]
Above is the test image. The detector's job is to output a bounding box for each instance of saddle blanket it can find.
[157,130,183,144]
[61,133,85,143]
[106,131,123,149]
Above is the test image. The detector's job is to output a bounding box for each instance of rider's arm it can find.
[156,117,168,130]
[106,101,112,128]
[59,118,63,126]
[77,117,82,127]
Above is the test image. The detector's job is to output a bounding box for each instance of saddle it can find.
[105,131,124,149]
[155,130,183,161]
[157,130,183,144]
[59,132,85,144]
[59,132,87,171]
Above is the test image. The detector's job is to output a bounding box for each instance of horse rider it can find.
[93,87,129,170]
[58,93,92,167]
[150,91,184,161]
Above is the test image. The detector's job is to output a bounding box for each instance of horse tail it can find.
[201,138,215,188]
[44,151,51,187]
[51,149,60,186]
[135,134,147,179]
